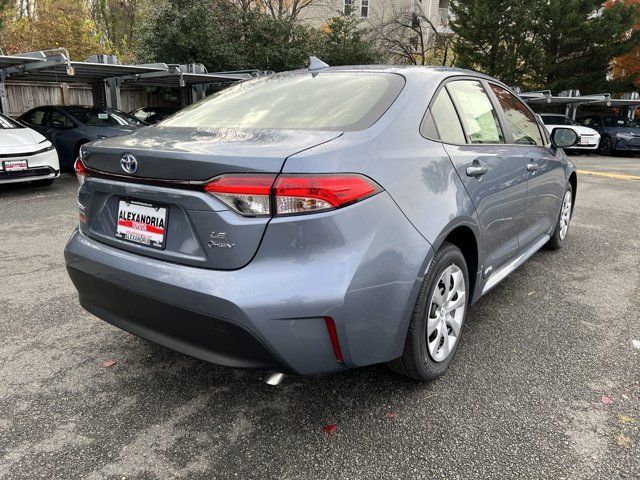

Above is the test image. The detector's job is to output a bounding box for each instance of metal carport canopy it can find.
[120,65,256,88]
[6,60,168,83]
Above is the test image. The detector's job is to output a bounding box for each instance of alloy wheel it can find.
[559,190,572,240]
[426,264,466,363]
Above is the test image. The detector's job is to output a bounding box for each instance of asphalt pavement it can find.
[0,155,638,479]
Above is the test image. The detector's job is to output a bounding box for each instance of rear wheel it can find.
[389,242,468,381]
[546,183,573,250]
[31,178,54,187]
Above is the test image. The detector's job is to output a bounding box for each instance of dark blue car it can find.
[18,106,145,171]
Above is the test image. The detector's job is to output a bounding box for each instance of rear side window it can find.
[23,109,46,126]
[161,72,406,132]
[430,89,465,144]
[490,84,543,146]
[447,81,504,144]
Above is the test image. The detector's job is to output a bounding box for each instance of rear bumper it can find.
[64,192,432,375]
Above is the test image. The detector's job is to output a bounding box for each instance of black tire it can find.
[31,178,54,187]
[389,242,469,381]
[546,183,573,250]
[599,136,613,156]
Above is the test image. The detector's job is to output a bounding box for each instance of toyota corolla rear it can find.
[64,70,433,375]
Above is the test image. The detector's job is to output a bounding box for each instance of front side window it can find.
[47,110,74,128]
[161,72,405,132]
[446,80,504,144]
[429,89,465,144]
[361,0,369,17]
[490,84,543,146]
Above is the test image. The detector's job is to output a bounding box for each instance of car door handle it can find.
[526,162,539,172]
[466,164,488,177]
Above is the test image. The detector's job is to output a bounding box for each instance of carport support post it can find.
[88,54,122,110]
[622,92,639,119]
[561,90,581,120]
[180,64,207,108]
[0,71,8,115]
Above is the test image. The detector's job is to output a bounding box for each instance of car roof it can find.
[278,65,501,84]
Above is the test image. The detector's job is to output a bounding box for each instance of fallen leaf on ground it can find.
[386,412,397,419]
[617,434,631,448]
[322,424,338,435]
[601,395,614,405]
[619,414,635,424]
[632,339,640,350]
[527,291,535,296]
[101,359,117,368]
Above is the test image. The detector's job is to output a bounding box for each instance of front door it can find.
[487,83,565,248]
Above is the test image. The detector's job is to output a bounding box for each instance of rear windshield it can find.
[542,115,576,126]
[67,108,145,127]
[160,72,405,131]
[0,113,22,129]
[604,117,639,128]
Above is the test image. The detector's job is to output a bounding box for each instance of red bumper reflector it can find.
[324,317,344,364]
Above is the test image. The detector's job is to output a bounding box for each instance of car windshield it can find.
[160,72,406,131]
[603,117,639,128]
[0,113,23,129]
[542,115,576,126]
[67,108,145,127]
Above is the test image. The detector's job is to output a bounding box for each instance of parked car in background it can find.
[18,106,146,171]
[539,114,600,152]
[130,106,179,124]
[0,112,59,187]
[577,115,640,155]
[65,66,578,382]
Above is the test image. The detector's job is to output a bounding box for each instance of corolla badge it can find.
[120,154,138,174]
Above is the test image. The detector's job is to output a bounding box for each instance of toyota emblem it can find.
[120,154,138,174]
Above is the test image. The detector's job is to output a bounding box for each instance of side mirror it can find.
[551,127,578,148]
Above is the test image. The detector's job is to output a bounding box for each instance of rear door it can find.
[433,79,528,273]
[487,83,565,249]
[44,109,78,164]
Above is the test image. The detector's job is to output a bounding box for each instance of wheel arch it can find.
[431,222,481,305]
[568,171,577,213]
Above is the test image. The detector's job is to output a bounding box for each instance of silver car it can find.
[64,66,578,381]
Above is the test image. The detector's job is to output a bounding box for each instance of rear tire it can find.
[546,183,573,250]
[31,178,54,187]
[389,242,469,381]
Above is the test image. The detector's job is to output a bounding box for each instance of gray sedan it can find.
[19,106,145,171]
[64,66,578,382]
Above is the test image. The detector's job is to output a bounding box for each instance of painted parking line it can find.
[577,169,640,181]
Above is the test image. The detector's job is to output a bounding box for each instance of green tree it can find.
[0,0,115,59]
[315,16,379,66]
[0,0,12,32]
[450,0,541,86]
[533,0,640,92]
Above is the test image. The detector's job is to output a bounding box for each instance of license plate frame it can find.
[115,199,169,250]
[3,159,28,171]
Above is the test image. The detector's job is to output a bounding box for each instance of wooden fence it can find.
[4,81,175,117]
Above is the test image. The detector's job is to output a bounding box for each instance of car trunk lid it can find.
[78,127,341,270]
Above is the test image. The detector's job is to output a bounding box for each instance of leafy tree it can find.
[0,0,115,59]
[450,0,541,86]
[0,0,12,32]
[90,0,148,63]
[315,16,379,66]
[532,0,640,92]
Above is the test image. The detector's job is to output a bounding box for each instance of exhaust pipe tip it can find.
[265,372,285,386]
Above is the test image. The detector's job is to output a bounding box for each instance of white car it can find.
[539,114,600,151]
[0,113,60,186]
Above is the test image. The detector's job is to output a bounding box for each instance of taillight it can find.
[204,174,381,217]
[74,158,87,186]
[274,174,379,215]
[204,174,276,216]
